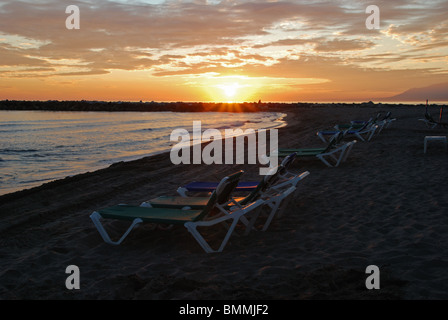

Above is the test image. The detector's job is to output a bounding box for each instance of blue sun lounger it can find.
[177,181,258,196]
[176,153,299,197]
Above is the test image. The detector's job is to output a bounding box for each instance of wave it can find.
[1,148,39,153]
[216,121,246,130]
[128,128,155,133]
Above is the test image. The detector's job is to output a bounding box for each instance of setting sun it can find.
[220,83,240,98]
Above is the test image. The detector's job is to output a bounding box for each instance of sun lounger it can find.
[419,111,448,129]
[336,115,379,130]
[335,113,396,134]
[319,120,378,143]
[276,133,357,167]
[176,152,299,197]
[90,170,265,253]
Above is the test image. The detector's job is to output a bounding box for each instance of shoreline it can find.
[1,104,448,299]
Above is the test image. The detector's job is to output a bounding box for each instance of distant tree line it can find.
[0,100,420,113]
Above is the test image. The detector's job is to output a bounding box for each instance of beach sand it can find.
[1,104,448,300]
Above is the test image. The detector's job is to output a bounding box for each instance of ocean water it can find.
[0,111,286,196]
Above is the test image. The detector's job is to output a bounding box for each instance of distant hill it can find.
[385,83,448,101]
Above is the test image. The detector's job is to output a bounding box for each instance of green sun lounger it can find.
[90,170,265,253]
[277,132,357,167]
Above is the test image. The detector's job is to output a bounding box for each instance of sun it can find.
[219,83,240,99]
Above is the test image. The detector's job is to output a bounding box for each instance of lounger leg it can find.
[334,149,346,167]
[185,215,241,254]
[262,186,296,231]
[317,142,354,167]
[90,212,143,246]
[217,200,266,250]
[368,127,378,141]
[316,154,334,167]
[185,199,265,253]
[317,132,329,144]
[355,132,366,142]
[275,187,295,219]
[342,143,355,162]
[218,217,242,252]
[184,223,215,253]
[243,206,263,236]
[262,200,281,232]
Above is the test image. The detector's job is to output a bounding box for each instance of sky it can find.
[0,0,447,102]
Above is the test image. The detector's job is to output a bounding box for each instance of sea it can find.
[0,111,286,196]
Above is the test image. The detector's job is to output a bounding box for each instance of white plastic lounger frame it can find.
[90,199,265,253]
[184,199,265,253]
[90,211,142,246]
[316,140,357,167]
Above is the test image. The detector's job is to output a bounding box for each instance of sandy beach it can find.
[1,104,448,300]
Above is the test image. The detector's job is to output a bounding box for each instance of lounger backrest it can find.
[374,113,382,122]
[358,118,373,131]
[215,170,244,204]
[262,165,283,191]
[239,166,282,205]
[199,171,244,219]
[324,131,343,153]
[383,112,391,120]
[280,152,297,172]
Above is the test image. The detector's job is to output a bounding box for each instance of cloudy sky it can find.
[0,0,447,102]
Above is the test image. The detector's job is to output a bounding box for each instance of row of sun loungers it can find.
[275,112,396,168]
[90,112,395,253]
[91,153,308,253]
